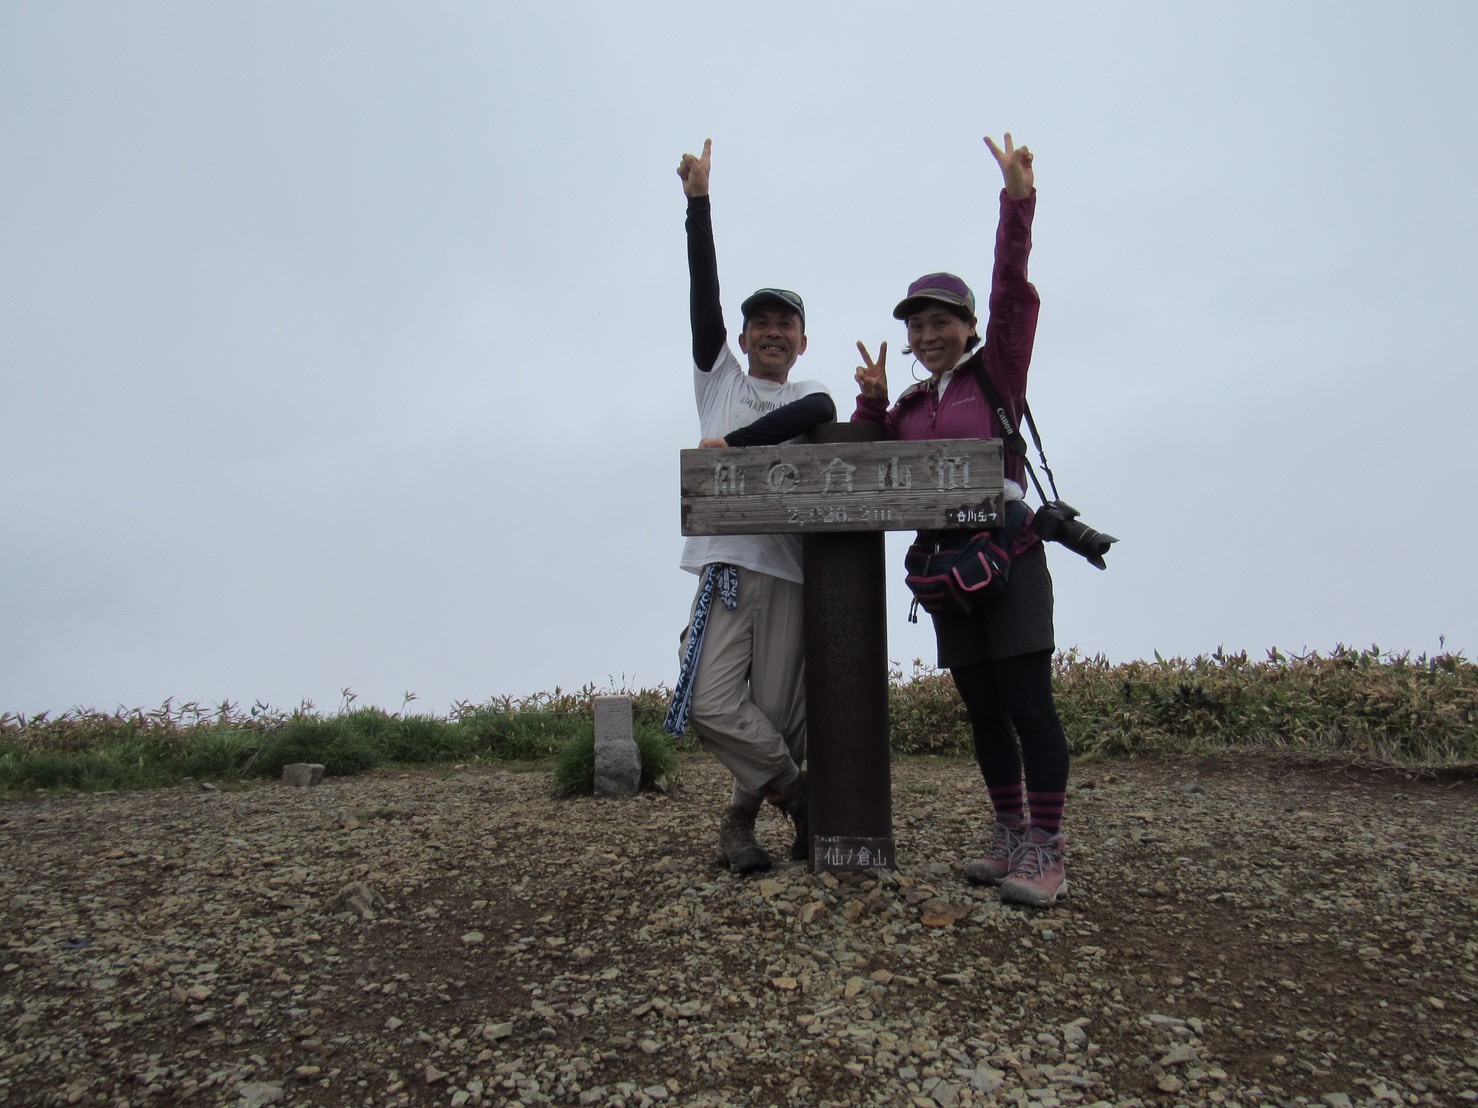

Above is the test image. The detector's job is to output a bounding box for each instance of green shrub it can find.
[550,731,595,798]
[175,729,260,778]
[2,648,1471,797]
[551,724,680,797]
[885,645,1477,765]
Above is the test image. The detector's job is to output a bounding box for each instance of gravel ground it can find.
[1,753,1474,1107]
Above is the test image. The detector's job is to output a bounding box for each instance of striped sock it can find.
[988,783,1025,824]
[1026,790,1065,836]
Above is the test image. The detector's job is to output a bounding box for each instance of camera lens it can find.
[1058,518,1117,569]
[1033,503,1116,569]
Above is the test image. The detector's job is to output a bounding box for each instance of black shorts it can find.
[930,539,1056,669]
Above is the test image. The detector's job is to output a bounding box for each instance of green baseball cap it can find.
[740,288,805,330]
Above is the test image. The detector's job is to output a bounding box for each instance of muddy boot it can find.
[766,771,810,863]
[717,805,772,874]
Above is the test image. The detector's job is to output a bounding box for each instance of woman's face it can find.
[906,306,976,377]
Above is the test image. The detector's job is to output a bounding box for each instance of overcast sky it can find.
[4,2,1475,718]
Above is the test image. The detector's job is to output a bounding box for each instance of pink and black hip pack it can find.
[902,498,1028,622]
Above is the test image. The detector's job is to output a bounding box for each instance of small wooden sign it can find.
[680,438,1005,536]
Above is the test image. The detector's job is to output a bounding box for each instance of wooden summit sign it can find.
[680,438,1006,536]
[678,429,1007,874]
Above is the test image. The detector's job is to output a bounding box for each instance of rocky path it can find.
[1,754,1474,1106]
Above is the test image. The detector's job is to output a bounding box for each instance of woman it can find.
[853,132,1069,907]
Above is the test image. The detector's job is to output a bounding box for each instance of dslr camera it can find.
[1032,501,1117,570]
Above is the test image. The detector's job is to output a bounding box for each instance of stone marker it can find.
[281,763,325,787]
[593,695,640,796]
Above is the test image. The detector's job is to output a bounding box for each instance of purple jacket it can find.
[853,189,1041,549]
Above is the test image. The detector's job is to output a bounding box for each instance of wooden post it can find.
[802,422,893,871]
[679,429,1004,871]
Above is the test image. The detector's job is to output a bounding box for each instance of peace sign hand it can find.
[984,132,1033,199]
[677,138,712,198]
[855,340,889,401]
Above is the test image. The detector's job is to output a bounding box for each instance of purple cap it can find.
[892,272,976,321]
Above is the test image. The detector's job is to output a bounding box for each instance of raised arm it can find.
[981,132,1040,404]
[678,138,726,372]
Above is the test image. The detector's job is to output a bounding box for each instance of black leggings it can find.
[949,648,1069,794]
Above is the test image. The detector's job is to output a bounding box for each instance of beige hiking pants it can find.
[680,566,806,795]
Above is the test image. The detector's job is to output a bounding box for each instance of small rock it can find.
[282,763,326,787]
[970,1066,1005,1095]
[236,1082,286,1107]
[1162,1043,1198,1066]
[326,881,384,919]
[920,899,970,927]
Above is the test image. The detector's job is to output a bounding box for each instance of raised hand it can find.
[984,132,1033,199]
[677,138,712,198]
[854,340,889,401]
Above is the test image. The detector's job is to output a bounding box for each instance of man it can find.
[666,138,836,873]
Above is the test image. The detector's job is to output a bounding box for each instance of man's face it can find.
[738,307,807,381]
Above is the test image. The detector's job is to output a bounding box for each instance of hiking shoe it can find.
[999,828,1068,907]
[718,806,772,874]
[765,771,809,863]
[964,815,1028,886]
[787,797,810,862]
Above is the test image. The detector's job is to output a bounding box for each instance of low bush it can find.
[883,644,1478,765]
[1,646,1471,795]
[551,725,680,797]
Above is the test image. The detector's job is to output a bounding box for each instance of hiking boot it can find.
[963,815,1028,886]
[999,828,1068,907]
[766,771,809,863]
[717,806,772,874]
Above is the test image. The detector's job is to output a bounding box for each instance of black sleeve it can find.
[686,195,727,371]
[721,392,837,447]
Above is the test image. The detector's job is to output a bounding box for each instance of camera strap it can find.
[969,359,1061,506]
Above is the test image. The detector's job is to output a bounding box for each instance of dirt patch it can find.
[1,754,1474,1105]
